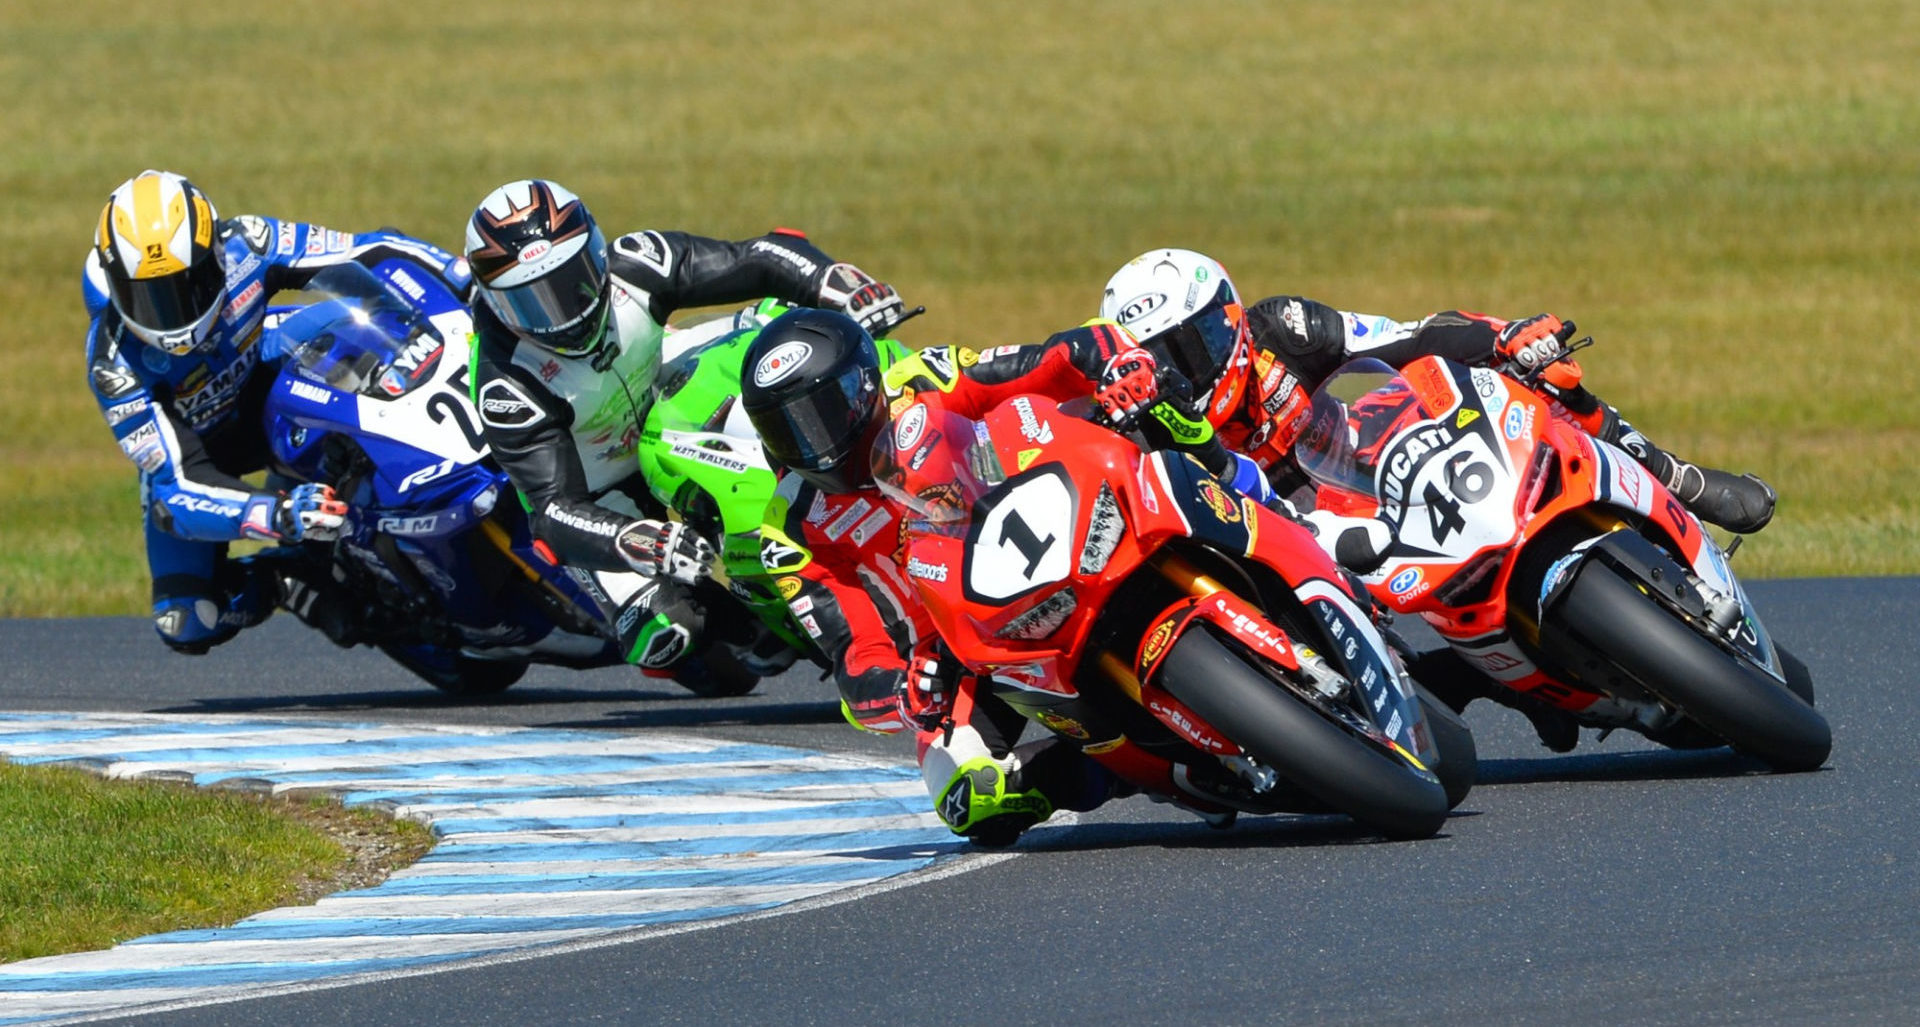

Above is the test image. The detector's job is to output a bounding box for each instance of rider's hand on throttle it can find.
[1095,347,1161,427]
[817,262,910,336]
[1495,313,1577,372]
[617,519,714,585]
[279,483,348,542]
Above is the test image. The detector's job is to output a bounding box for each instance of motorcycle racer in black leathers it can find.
[464,179,910,677]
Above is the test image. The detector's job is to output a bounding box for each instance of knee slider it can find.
[153,597,236,655]
[617,584,706,670]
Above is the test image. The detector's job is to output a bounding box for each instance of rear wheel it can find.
[380,644,528,696]
[672,641,760,698]
[1158,628,1450,840]
[1551,564,1830,772]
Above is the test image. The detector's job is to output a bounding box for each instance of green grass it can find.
[3,0,1915,614]
[0,761,432,962]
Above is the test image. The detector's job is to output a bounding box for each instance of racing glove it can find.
[816,262,910,336]
[244,483,348,542]
[616,519,714,585]
[1095,347,1161,428]
[899,636,965,732]
[1495,313,1587,391]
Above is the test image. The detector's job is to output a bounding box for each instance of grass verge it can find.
[0,761,434,963]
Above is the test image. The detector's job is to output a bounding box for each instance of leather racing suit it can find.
[470,227,879,670]
[83,217,470,653]
[761,323,1218,836]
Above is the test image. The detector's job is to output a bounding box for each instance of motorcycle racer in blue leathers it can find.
[84,170,472,654]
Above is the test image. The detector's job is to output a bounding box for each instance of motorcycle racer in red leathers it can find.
[1098,248,1779,750]
[743,308,1240,845]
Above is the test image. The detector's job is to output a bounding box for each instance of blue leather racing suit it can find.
[83,215,470,652]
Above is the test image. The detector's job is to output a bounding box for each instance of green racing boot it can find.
[936,756,1054,848]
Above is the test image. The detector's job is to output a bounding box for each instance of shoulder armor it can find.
[227,215,275,255]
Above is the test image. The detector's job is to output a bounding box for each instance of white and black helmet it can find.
[465,179,610,357]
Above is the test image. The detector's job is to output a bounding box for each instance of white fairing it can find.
[353,308,488,469]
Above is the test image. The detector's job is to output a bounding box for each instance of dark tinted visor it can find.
[110,253,224,334]
[756,365,882,474]
[1148,293,1241,385]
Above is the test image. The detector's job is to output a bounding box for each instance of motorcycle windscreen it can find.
[273,263,445,399]
[1294,359,1423,500]
[871,400,1002,528]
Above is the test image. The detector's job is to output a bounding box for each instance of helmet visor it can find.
[110,252,225,337]
[1149,292,1244,387]
[482,228,609,355]
[755,365,882,481]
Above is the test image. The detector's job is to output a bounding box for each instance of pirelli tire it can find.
[1553,562,1831,773]
[1158,626,1451,841]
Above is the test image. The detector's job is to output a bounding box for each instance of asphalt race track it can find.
[2,577,1917,1026]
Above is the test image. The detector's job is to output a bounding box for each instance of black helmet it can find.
[464,179,611,357]
[741,309,885,494]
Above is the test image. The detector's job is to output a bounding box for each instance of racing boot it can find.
[1662,462,1777,535]
[1599,411,1777,534]
[265,554,366,647]
[934,756,1054,848]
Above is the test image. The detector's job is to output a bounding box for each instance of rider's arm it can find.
[913,322,1139,417]
[248,217,473,298]
[1244,295,1480,382]
[607,228,862,324]
[763,487,910,733]
[84,316,283,542]
[470,335,641,573]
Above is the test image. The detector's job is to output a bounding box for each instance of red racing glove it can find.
[1095,347,1161,427]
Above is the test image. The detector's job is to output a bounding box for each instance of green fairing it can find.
[638,300,910,650]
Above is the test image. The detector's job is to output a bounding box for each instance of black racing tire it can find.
[1413,682,1478,810]
[1158,627,1450,840]
[380,644,527,696]
[1778,644,1815,706]
[673,642,761,698]
[1553,563,1830,772]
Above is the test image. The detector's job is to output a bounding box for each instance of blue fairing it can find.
[262,262,613,656]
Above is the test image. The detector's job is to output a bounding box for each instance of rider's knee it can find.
[616,582,707,670]
[152,596,239,655]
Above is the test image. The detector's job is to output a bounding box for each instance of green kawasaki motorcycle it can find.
[641,300,914,681]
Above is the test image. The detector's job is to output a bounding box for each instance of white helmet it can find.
[1099,248,1252,422]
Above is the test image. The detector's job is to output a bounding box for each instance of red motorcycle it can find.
[873,391,1472,840]
[1295,355,1829,771]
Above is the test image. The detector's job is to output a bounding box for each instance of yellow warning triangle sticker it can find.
[1017,448,1042,471]
[1455,407,1480,429]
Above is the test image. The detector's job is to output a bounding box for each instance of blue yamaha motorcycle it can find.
[260,261,750,696]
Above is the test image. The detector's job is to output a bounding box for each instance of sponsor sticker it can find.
[477,378,542,428]
[752,341,812,387]
[1117,292,1166,325]
[893,403,928,451]
[823,498,872,541]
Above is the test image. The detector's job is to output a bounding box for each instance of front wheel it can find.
[1551,563,1830,772]
[1414,683,1477,810]
[1158,628,1450,840]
